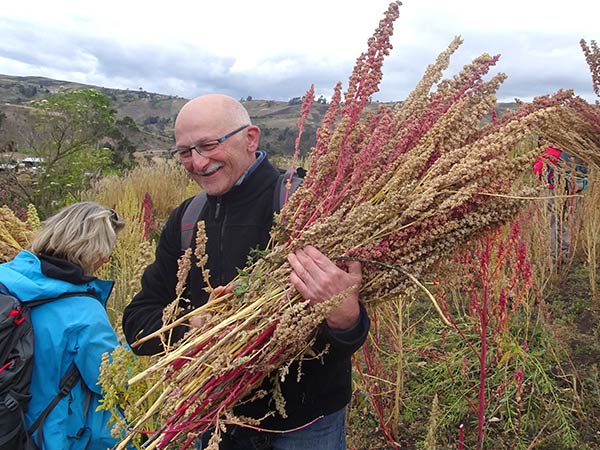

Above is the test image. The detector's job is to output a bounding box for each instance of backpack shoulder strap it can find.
[27,291,97,308]
[181,193,208,252]
[28,362,84,447]
[273,167,304,213]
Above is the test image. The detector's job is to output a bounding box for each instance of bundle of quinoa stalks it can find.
[109,2,600,449]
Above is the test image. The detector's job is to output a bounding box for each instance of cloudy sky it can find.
[1,0,598,103]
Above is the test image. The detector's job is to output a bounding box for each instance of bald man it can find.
[122,94,369,450]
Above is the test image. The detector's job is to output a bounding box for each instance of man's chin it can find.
[198,180,229,197]
[191,170,234,196]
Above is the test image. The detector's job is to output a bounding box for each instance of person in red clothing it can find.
[533,144,588,262]
[533,145,562,189]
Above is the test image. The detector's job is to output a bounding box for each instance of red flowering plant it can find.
[352,222,535,450]
[109,3,600,449]
[581,39,600,99]
[141,192,153,239]
[439,223,533,450]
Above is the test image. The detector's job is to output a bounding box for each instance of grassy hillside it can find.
[0,74,324,155]
[0,74,175,153]
[0,74,519,157]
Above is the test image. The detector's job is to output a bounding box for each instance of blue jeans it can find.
[197,408,346,450]
[271,408,346,450]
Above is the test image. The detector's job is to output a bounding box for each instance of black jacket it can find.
[122,155,369,431]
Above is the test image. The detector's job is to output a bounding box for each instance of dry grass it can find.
[93,183,156,327]
[85,160,196,325]
[83,159,197,222]
[0,205,34,262]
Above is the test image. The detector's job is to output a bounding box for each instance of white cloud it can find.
[1,0,598,102]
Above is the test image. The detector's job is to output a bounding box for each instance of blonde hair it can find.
[30,202,125,275]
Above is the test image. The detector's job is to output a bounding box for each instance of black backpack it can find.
[180,167,304,250]
[0,290,91,450]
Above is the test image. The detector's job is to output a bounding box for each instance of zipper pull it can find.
[215,198,221,219]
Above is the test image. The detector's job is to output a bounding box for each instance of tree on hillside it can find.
[106,115,139,167]
[6,89,118,216]
[29,89,115,161]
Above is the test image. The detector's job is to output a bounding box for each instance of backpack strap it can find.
[27,291,97,308]
[181,193,208,252]
[28,362,84,448]
[273,168,304,214]
[67,380,93,442]
[22,293,96,448]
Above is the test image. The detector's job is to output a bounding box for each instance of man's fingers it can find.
[212,286,226,297]
[289,271,309,298]
[209,284,235,302]
[346,261,362,279]
[287,252,313,284]
[299,245,332,271]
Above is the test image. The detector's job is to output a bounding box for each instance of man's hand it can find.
[189,284,233,328]
[209,285,234,299]
[287,245,362,330]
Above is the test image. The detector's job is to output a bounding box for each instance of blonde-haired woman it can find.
[0,202,125,450]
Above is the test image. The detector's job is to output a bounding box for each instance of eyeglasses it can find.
[108,209,124,231]
[171,124,250,159]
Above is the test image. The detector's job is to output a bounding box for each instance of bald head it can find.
[175,94,251,137]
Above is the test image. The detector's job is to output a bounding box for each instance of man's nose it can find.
[190,150,210,171]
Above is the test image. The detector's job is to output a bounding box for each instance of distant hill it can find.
[0,74,335,156]
[0,74,180,155]
[0,74,519,157]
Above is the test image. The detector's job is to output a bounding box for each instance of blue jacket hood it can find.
[0,250,113,304]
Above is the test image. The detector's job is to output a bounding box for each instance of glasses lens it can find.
[173,148,192,158]
[196,141,220,153]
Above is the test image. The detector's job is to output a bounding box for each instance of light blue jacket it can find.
[0,250,120,450]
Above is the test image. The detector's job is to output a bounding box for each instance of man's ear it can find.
[246,125,261,153]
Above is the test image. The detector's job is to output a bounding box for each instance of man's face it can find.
[175,123,257,196]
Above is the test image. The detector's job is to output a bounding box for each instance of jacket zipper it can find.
[215,197,226,286]
[214,197,221,220]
